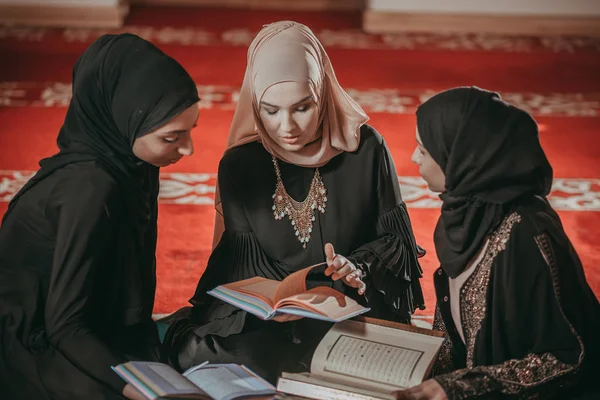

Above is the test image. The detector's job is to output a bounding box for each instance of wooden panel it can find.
[131,0,365,11]
[363,10,600,37]
[0,2,129,28]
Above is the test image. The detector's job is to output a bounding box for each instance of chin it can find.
[427,184,444,193]
[148,160,170,168]
[422,178,439,193]
[278,142,306,152]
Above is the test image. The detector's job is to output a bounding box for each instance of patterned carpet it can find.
[1,6,599,327]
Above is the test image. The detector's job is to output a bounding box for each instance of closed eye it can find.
[261,104,279,116]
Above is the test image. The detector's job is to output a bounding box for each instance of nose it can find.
[280,112,296,133]
[178,134,194,156]
[411,147,420,165]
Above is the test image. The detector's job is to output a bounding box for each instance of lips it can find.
[281,136,300,144]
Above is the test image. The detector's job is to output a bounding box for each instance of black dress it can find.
[431,197,600,399]
[0,32,199,400]
[0,163,160,399]
[162,125,425,383]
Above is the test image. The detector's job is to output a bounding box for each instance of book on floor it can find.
[276,317,445,400]
[207,263,370,322]
[112,361,276,400]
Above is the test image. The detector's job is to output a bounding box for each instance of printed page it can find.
[184,364,275,400]
[280,372,397,400]
[325,335,422,388]
[274,263,326,303]
[311,320,444,391]
[276,286,369,321]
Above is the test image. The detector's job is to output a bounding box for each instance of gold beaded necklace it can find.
[271,156,327,248]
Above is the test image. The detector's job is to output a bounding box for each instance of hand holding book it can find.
[208,262,370,322]
[265,242,367,323]
[123,383,147,400]
[324,243,366,295]
[392,379,448,400]
[271,313,302,323]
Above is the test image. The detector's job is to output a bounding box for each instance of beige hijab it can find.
[212,21,369,248]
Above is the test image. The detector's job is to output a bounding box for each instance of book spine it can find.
[276,377,385,400]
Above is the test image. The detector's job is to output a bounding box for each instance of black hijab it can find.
[416,87,553,278]
[4,33,199,224]
[3,33,199,323]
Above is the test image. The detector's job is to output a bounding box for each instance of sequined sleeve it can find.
[433,352,579,399]
[432,232,585,399]
[430,305,457,377]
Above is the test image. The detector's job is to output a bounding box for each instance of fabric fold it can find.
[349,203,425,319]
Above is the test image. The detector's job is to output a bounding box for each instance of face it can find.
[259,81,320,152]
[132,103,198,167]
[411,127,446,193]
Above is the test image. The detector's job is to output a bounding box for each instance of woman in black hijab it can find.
[0,33,199,399]
[394,87,600,399]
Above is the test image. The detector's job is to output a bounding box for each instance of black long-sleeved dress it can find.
[0,162,160,399]
[431,196,600,399]
[162,125,425,383]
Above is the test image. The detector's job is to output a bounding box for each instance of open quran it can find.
[276,317,445,400]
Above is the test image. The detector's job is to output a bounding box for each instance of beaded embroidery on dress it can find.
[271,156,327,248]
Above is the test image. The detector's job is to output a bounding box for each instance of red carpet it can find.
[1,7,599,325]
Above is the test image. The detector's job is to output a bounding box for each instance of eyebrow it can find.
[164,121,198,135]
[260,96,313,108]
[163,130,183,135]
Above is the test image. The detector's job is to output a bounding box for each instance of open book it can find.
[112,362,275,400]
[276,317,445,400]
[207,263,370,322]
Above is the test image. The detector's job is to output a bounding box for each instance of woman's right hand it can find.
[324,243,366,295]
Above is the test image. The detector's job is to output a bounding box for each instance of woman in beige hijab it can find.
[162,21,425,382]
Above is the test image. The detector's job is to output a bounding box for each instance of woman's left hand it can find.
[324,243,366,295]
[392,379,448,400]
[123,384,148,400]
